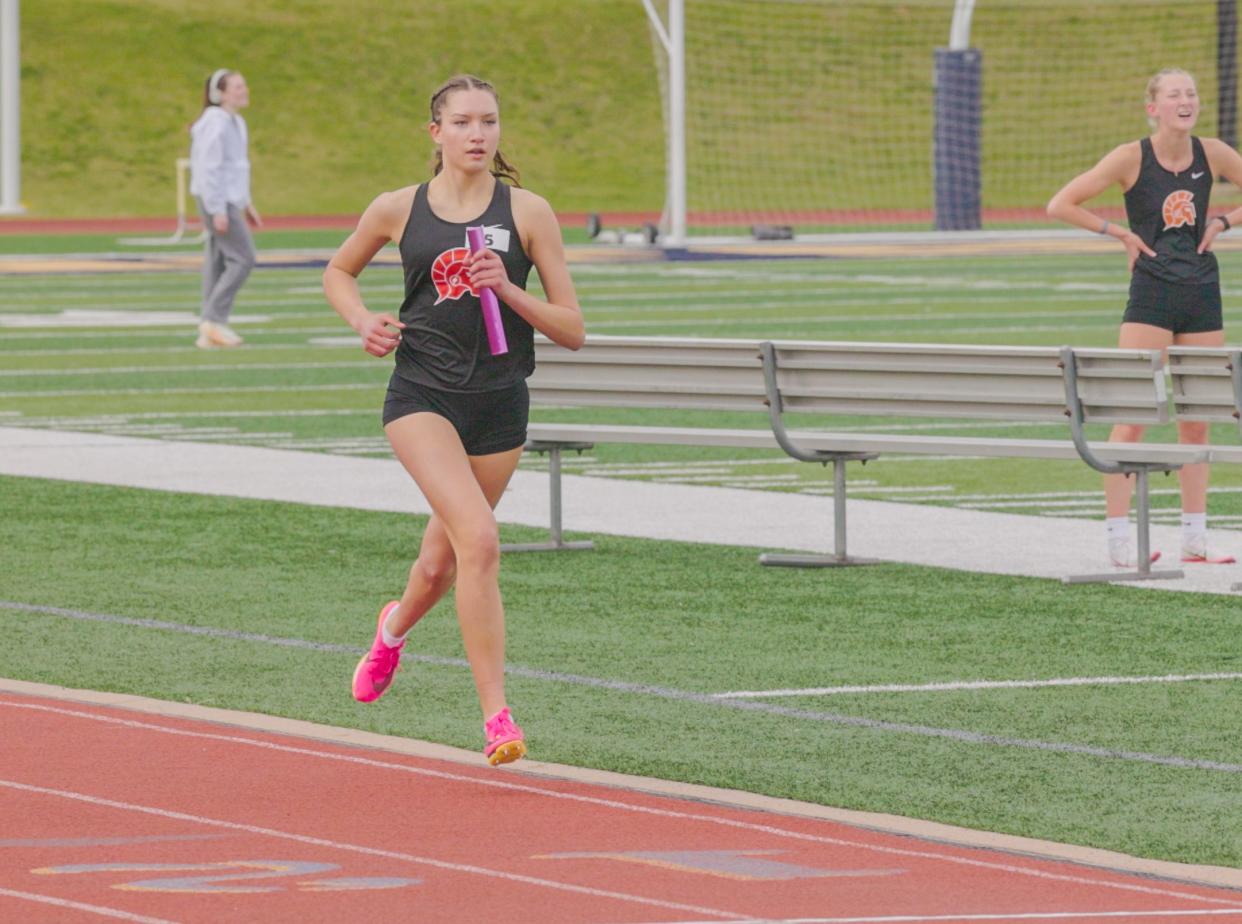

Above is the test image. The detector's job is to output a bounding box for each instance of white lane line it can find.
[0,325,345,340]
[4,342,354,357]
[655,473,800,483]
[560,458,803,470]
[0,779,748,921]
[0,311,199,328]
[646,909,1242,924]
[959,499,1119,510]
[289,285,403,295]
[0,383,381,399]
[9,408,372,423]
[0,296,316,312]
[2,701,1239,908]
[0,887,179,923]
[4,603,1240,773]
[848,485,957,495]
[0,361,377,377]
[714,673,1242,699]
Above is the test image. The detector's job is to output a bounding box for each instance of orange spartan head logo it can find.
[1162,190,1197,230]
[430,247,478,305]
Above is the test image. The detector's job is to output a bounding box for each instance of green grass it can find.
[18,0,1242,222]
[3,245,1242,867]
[23,0,663,218]
[2,474,1240,866]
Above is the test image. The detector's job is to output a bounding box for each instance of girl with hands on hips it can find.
[1047,67,1242,568]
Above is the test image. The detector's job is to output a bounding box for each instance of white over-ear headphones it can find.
[207,69,231,105]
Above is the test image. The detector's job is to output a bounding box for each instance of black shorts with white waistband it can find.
[382,373,529,456]
[1123,273,1223,334]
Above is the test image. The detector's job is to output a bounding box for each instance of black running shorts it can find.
[1123,274,1223,334]
[382,373,529,456]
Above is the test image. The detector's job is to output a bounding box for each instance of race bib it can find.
[467,225,511,253]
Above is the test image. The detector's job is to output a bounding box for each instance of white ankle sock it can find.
[1105,517,1130,542]
[1181,512,1206,545]
[381,608,409,648]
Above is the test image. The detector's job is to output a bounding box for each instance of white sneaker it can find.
[196,320,243,348]
[1181,536,1236,564]
[1109,538,1161,568]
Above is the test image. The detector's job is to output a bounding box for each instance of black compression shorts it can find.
[382,373,529,456]
[1123,274,1223,334]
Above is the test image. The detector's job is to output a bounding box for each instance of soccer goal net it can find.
[645,0,1237,240]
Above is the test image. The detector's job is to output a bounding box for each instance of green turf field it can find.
[4,243,1242,524]
[2,242,1242,868]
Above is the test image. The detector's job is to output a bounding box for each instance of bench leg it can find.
[759,458,880,567]
[501,445,594,553]
[1062,469,1184,584]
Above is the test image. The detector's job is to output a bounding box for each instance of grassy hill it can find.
[21,0,665,217]
[17,0,1241,223]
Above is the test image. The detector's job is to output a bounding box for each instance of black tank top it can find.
[393,180,535,391]
[1124,136,1219,285]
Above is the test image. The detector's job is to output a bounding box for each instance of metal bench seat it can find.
[514,335,1226,584]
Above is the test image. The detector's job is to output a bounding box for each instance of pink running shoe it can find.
[1182,547,1237,564]
[351,601,403,703]
[484,707,526,767]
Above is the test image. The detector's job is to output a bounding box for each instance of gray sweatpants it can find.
[196,199,256,325]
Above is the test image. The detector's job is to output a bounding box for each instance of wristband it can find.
[1098,220,1110,236]
[1218,214,1232,231]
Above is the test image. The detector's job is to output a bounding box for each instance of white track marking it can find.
[8,408,371,423]
[0,778,750,921]
[0,887,179,923]
[714,673,1242,699]
[2,702,1239,909]
[0,383,381,399]
[0,361,378,377]
[647,910,1242,924]
[655,473,800,483]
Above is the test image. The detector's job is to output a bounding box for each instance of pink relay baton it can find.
[466,226,508,356]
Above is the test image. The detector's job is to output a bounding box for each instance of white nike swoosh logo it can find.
[1192,171,1205,179]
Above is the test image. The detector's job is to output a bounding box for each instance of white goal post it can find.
[642,0,688,245]
[644,0,1240,242]
[0,0,23,216]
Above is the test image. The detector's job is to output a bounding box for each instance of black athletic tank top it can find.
[1124,136,1219,285]
[393,180,535,391]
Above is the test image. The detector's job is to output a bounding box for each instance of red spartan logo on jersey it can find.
[1162,190,1197,230]
[430,247,478,305]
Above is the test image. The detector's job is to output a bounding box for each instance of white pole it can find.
[667,0,687,245]
[641,0,670,51]
[0,0,22,215]
[640,0,687,246]
[948,0,977,50]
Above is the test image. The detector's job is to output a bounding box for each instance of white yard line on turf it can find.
[714,673,1242,700]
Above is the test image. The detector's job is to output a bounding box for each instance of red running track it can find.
[1,687,1240,924]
